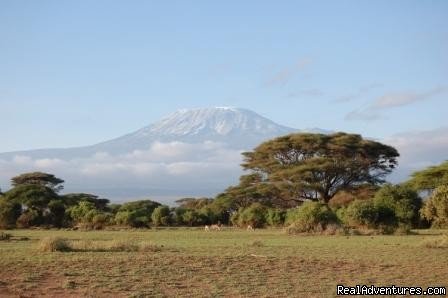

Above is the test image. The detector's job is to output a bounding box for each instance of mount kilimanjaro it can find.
[0,107,328,202]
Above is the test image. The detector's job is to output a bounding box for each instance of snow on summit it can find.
[0,107,302,200]
[0,107,298,158]
[139,107,293,137]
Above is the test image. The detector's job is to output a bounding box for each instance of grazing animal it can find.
[247,225,254,231]
[210,224,221,231]
[204,225,210,231]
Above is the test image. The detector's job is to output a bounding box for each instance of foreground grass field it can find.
[0,228,447,297]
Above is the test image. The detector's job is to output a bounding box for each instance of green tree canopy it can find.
[3,184,59,210]
[60,193,110,210]
[0,199,22,229]
[68,201,100,225]
[182,209,200,226]
[118,200,160,214]
[373,184,422,227]
[11,172,64,192]
[175,197,213,209]
[407,161,448,192]
[114,200,161,227]
[241,132,399,204]
[151,206,171,226]
[223,173,286,208]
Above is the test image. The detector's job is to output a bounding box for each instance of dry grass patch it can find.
[37,237,71,252]
[3,229,447,297]
[138,241,163,252]
[422,234,448,249]
[37,238,164,253]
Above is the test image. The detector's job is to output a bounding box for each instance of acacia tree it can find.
[223,173,286,208]
[407,161,448,193]
[4,184,59,210]
[11,172,64,193]
[175,197,213,209]
[241,132,399,204]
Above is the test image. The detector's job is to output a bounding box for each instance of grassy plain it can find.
[0,228,447,297]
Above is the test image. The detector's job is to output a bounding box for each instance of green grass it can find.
[0,228,447,297]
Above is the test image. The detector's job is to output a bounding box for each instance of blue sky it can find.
[1,0,447,152]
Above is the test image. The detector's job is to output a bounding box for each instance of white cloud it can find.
[334,83,383,103]
[345,109,382,121]
[92,152,112,161]
[372,86,446,109]
[0,141,244,201]
[34,158,67,169]
[384,126,448,182]
[12,155,32,165]
[345,86,447,121]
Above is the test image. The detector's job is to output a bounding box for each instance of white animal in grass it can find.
[247,225,254,231]
[204,224,221,231]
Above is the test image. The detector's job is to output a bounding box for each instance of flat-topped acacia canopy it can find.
[241,132,399,203]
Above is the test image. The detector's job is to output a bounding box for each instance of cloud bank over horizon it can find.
[386,126,448,182]
[1,126,447,203]
[0,141,245,202]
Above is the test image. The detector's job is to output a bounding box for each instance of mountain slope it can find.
[0,107,329,201]
[0,107,302,159]
[93,107,298,153]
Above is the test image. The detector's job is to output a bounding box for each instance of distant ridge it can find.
[0,107,331,201]
[0,107,329,159]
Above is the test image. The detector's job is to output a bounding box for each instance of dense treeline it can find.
[0,133,447,233]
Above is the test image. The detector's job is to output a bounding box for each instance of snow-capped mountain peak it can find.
[0,107,328,201]
[135,107,293,137]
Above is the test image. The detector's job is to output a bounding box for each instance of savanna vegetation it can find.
[0,229,446,297]
[1,132,448,296]
[0,133,447,234]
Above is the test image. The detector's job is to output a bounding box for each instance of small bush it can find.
[114,211,149,228]
[151,206,171,226]
[38,237,71,252]
[286,201,339,234]
[373,184,422,227]
[421,185,448,228]
[231,203,267,228]
[92,213,113,229]
[343,200,378,228]
[341,198,399,233]
[265,208,285,227]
